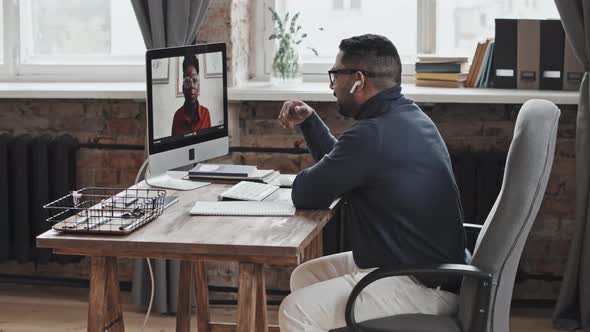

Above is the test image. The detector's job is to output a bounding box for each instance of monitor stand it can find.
[145,172,209,191]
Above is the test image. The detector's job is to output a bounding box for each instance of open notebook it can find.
[190,201,295,216]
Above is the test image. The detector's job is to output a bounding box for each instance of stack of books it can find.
[414,57,468,88]
[188,163,280,184]
[465,38,495,88]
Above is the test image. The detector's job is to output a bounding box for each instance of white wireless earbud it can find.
[349,80,361,94]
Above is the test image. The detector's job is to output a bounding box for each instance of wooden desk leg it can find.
[176,261,193,332]
[236,263,258,332]
[254,265,268,332]
[315,229,323,258]
[88,257,107,332]
[193,261,210,332]
[303,230,324,263]
[104,257,124,332]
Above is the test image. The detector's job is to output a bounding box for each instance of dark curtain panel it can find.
[131,0,211,48]
[130,0,211,314]
[553,1,590,330]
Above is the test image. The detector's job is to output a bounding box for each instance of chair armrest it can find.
[344,264,492,332]
[463,223,483,231]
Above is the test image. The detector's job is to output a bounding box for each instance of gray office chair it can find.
[333,99,561,332]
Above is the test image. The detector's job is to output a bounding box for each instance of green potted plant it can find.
[268,7,319,85]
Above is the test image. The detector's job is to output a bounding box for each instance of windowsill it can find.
[228,81,579,105]
[0,81,579,105]
[0,82,145,100]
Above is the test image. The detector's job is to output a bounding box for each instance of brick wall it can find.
[0,99,146,189]
[198,0,252,85]
[0,98,575,300]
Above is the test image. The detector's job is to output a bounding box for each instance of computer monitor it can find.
[145,43,228,190]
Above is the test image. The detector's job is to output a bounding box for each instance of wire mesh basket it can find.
[43,187,166,234]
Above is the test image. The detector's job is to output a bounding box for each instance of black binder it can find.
[540,19,565,90]
[493,19,518,89]
[9,135,33,263]
[0,135,11,261]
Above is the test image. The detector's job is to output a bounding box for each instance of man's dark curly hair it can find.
[182,54,200,74]
[339,34,401,86]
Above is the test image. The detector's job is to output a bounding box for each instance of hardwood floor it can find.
[0,284,563,331]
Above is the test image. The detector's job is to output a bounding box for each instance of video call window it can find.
[150,51,225,142]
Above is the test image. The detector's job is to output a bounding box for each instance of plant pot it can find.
[270,45,302,86]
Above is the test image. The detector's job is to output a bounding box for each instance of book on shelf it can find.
[415,72,467,81]
[465,40,487,87]
[474,41,490,87]
[416,56,468,63]
[415,61,469,73]
[471,39,494,88]
[415,79,465,88]
[481,41,495,88]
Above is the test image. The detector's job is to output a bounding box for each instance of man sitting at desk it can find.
[277,34,467,331]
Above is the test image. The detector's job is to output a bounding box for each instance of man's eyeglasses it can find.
[328,68,391,85]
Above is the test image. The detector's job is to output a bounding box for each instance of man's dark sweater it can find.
[292,86,467,289]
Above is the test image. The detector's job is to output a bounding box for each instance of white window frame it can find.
[0,0,145,83]
[254,0,437,83]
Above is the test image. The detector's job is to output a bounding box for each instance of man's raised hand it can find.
[278,100,314,129]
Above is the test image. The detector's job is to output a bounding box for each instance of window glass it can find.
[278,0,417,64]
[436,0,560,57]
[21,0,145,62]
[278,0,560,63]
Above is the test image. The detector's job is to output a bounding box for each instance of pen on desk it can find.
[120,217,149,231]
[118,207,145,231]
[119,218,138,231]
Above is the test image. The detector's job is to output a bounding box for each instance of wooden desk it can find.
[36,183,330,332]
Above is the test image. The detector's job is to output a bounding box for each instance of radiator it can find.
[451,149,507,251]
[0,134,79,264]
[451,149,507,225]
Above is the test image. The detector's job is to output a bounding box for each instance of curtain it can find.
[553,1,590,330]
[131,0,211,49]
[130,0,211,314]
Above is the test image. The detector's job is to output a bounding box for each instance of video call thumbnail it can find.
[150,51,225,142]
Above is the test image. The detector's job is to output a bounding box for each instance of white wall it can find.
[152,52,224,139]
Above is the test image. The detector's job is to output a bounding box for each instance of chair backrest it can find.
[458,99,560,332]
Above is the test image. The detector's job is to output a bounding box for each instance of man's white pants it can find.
[278,252,458,332]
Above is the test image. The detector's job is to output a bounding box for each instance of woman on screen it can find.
[171,54,211,136]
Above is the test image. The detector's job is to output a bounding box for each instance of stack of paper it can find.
[415,57,468,88]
